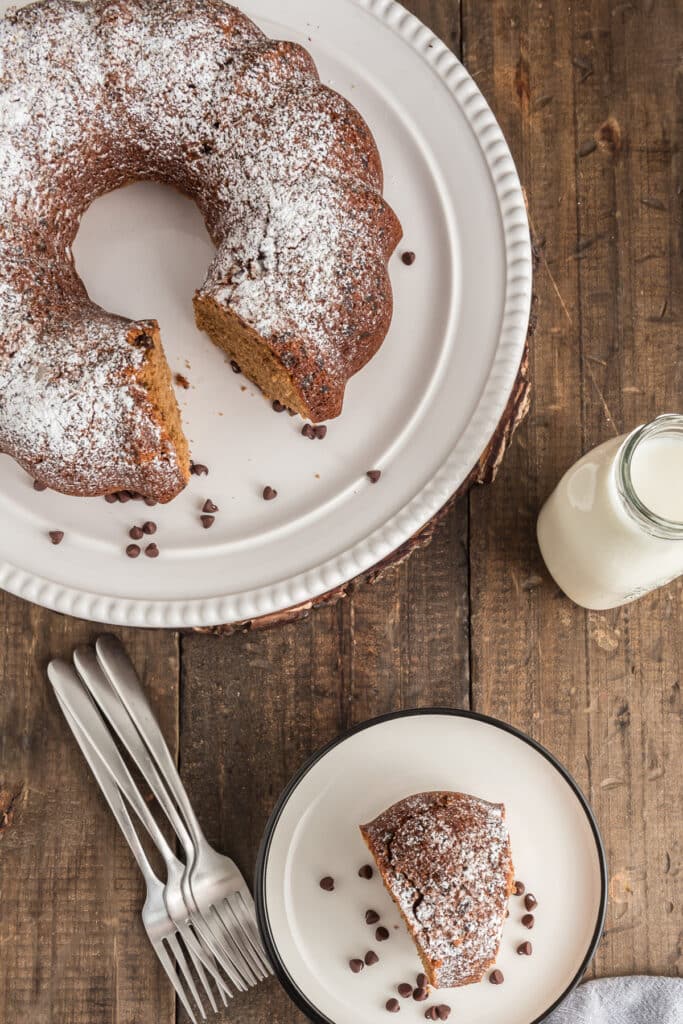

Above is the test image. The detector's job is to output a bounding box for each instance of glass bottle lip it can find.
[617,414,683,540]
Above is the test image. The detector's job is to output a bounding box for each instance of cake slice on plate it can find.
[360,791,514,988]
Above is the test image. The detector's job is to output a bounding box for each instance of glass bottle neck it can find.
[616,415,683,541]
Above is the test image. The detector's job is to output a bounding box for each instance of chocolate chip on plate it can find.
[319,876,334,892]
[525,893,538,911]
[425,1009,438,1021]
[145,543,160,559]
[104,493,118,503]
[201,515,215,529]
[202,499,219,514]
[517,941,533,956]
[263,486,278,501]
[436,1006,452,1021]
[33,480,47,492]
[142,521,157,535]
[385,998,400,1013]
[302,424,316,439]
[365,909,380,925]
[367,470,382,483]
[126,544,141,559]
[489,970,505,985]
[413,987,428,1002]
[358,865,374,880]
[230,360,241,374]
[314,425,327,440]
[49,530,64,545]
[272,400,286,413]
[416,974,428,989]
[190,462,209,477]
[375,927,389,942]
[514,881,526,896]
[129,526,144,540]
[364,950,379,966]
[117,490,132,503]
[349,959,364,974]
[522,913,535,929]
[144,497,158,507]
[401,251,416,266]
[397,984,413,998]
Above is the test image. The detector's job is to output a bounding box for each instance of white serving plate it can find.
[256,710,607,1024]
[0,0,531,627]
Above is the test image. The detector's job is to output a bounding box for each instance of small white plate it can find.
[255,710,607,1024]
[0,0,531,626]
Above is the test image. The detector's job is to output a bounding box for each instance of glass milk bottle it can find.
[537,414,683,610]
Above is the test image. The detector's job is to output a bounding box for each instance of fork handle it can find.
[96,635,206,850]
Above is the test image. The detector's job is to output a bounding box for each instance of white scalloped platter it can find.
[0,0,531,627]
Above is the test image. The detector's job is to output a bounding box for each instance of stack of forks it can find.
[47,635,272,1023]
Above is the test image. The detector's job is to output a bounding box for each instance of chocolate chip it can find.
[49,531,64,545]
[144,497,158,507]
[136,333,154,349]
[33,480,47,491]
[230,360,241,374]
[425,1010,438,1021]
[117,490,132,503]
[436,1007,451,1021]
[367,470,382,483]
[349,959,364,974]
[272,400,286,413]
[314,425,327,440]
[201,515,215,529]
[385,999,400,1013]
[190,462,209,477]
[202,499,219,514]
[263,486,278,501]
[364,950,379,966]
[375,927,389,942]
[129,492,143,501]
[104,493,118,503]
[397,984,413,998]
[489,970,505,985]
[129,526,144,540]
[401,251,416,266]
[302,424,316,439]
[142,521,157,535]
[413,987,428,1002]
[126,544,141,559]
[365,910,380,925]
[517,941,533,956]
[358,865,374,880]
[145,543,159,559]
[514,881,525,896]
[416,974,428,989]
[522,913,535,929]
[319,876,334,892]
[524,893,538,911]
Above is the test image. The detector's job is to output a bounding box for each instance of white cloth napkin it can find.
[546,977,683,1023]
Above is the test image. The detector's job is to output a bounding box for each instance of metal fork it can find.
[49,671,214,1024]
[94,635,271,982]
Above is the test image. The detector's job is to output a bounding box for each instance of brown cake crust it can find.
[360,791,515,988]
[0,0,401,500]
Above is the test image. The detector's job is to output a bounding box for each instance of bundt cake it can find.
[360,792,515,988]
[0,0,401,503]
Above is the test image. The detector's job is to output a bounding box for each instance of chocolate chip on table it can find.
[517,941,533,956]
[397,984,413,998]
[144,497,158,507]
[364,950,379,966]
[425,1009,438,1021]
[203,499,219,514]
[365,909,380,925]
[401,251,416,266]
[436,1006,452,1021]
[358,865,374,880]
[263,486,278,501]
[302,423,316,439]
[272,400,286,413]
[49,531,64,545]
[126,544,141,559]
[375,926,390,942]
[129,526,144,541]
[145,543,160,558]
[524,893,538,911]
[201,515,215,529]
[413,987,428,1002]
[385,999,400,1013]
[33,480,47,492]
[514,881,526,896]
[367,470,382,483]
[522,913,535,929]
[319,876,334,892]
[314,425,327,440]
[190,462,209,477]
[489,969,505,985]
[349,958,364,974]
[117,490,132,503]
[142,521,157,535]
[416,974,428,989]
[230,360,241,374]
[105,493,118,503]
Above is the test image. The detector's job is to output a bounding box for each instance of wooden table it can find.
[1,1,681,1020]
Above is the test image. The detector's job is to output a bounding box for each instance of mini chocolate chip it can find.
[129,526,144,541]
[489,970,505,985]
[365,910,380,925]
[144,497,158,507]
[349,959,364,974]
[142,521,157,535]
[319,876,334,892]
[263,486,278,501]
[401,251,416,266]
[118,490,132,503]
[104,493,118,503]
[514,881,526,896]
[425,1010,438,1021]
[201,515,215,529]
[145,543,159,559]
[315,425,327,440]
[203,499,219,514]
[302,424,316,439]
[522,913,535,929]
[33,480,47,491]
[416,974,428,989]
[375,927,389,942]
[413,987,428,1002]
[272,400,286,413]
[126,544,141,559]
[397,984,413,999]
[525,893,538,911]
[367,470,382,483]
[385,999,400,1013]
[364,950,379,966]
[49,531,64,545]
[230,360,241,374]
[517,941,533,956]
[136,333,154,349]
[358,865,374,880]
[191,462,209,477]
[436,1007,451,1021]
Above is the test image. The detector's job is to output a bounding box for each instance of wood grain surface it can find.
[0,1,681,1022]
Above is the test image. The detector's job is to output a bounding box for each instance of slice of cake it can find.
[360,791,514,988]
